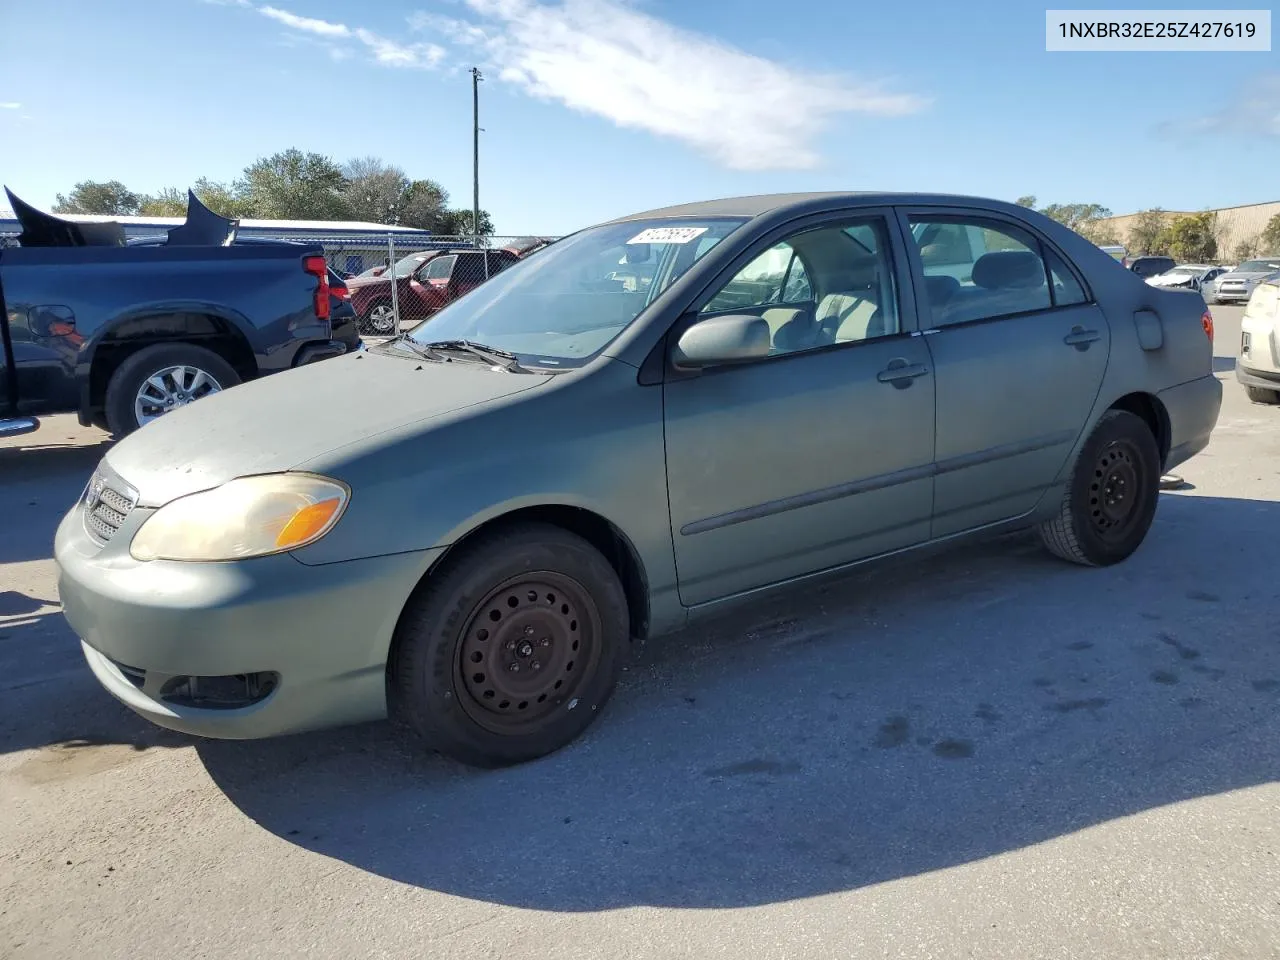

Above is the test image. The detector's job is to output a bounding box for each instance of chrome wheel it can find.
[368,304,397,335]
[133,365,223,426]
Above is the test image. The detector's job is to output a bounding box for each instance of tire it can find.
[104,343,241,438]
[1038,409,1161,567]
[361,299,397,336]
[390,522,629,768]
[1245,385,1280,405]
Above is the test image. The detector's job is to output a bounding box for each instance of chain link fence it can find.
[0,229,559,338]
[310,234,558,337]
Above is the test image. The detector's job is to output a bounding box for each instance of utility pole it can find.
[471,67,483,240]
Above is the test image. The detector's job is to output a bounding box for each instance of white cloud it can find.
[0,102,20,109]
[1166,72,1280,138]
[259,6,349,37]
[355,28,445,68]
[253,6,444,69]
[411,0,928,170]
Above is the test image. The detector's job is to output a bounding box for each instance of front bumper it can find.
[55,502,442,739]
[1236,364,1280,393]
[1215,288,1253,301]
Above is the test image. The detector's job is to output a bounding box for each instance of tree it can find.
[1161,212,1218,262]
[1260,213,1280,255]
[235,149,351,221]
[1128,208,1169,255]
[437,208,495,237]
[1038,202,1113,233]
[397,179,451,231]
[52,180,142,216]
[342,157,411,225]
[140,178,251,219]
[1015,195,1037,208]
[138,188,188,217]
[1233,235,1259,260]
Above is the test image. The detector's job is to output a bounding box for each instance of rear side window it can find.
[424,255,456,280]
[908,215,1053,327]
[1045,249,1087,306]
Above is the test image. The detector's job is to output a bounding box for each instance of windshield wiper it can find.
[415,339,527,372]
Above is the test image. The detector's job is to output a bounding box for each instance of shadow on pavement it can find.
[184,493,1280,911]
[0,437,111,565]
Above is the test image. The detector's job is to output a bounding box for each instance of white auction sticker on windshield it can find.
[627,227,708,245]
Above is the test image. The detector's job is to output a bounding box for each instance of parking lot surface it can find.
[2,305,1278,959]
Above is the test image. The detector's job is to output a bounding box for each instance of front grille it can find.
[82,470,137,544]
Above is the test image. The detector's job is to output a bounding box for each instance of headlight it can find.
[130,473,350,562]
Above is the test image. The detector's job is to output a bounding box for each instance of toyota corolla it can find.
[55,192,1222,768]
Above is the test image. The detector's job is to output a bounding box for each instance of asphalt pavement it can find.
[2,304,1278,959]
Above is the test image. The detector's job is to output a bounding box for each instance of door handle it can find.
[1064,326,1101,350]
[877,360,929,388]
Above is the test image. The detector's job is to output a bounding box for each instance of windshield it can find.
[1166,267,1198,276]
[392,253,432,278]
[1237,260,1280,273]
[404,218,747,367]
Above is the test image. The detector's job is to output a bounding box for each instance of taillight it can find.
[1201,309,1214,341]
[303,255,331,321]
[331,283,350,301]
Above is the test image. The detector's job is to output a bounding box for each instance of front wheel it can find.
[1038,409,1161,567]
[390,523,629,768]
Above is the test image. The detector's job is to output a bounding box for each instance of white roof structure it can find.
[0,208,433,235]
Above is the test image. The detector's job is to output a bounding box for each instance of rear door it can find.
[900,208,1111,538]
[0,274,14,416]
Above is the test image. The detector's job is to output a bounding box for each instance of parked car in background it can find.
[1127,255,1176,279]
[347,250,444,335]
[1237,270,1280,404]
[350,248,523,332]
[1209,258,1280,304]
[54,191,1221,768]
[0,190,351,440]
[1145,263,1229,292]
[1099,244,1128,266]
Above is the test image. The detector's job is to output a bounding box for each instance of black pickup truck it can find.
[0,189,357,441]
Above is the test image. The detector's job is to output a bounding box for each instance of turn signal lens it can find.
[275,498,343,549]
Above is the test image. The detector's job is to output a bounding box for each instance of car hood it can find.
[1219,272,1271,282]
[1147,274,1195,286]
[104,350,551,507]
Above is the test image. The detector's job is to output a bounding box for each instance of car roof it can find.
[600,191,1034,224]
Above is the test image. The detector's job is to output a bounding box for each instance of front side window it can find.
[702,242,806,314]
[424,255,456,281]
[404,217,748,367]
[909,216,1054,327]
[699,217,900,356]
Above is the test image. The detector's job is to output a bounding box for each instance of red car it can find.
[348,248,521,334]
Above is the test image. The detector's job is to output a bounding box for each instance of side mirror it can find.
[671,314,771,369]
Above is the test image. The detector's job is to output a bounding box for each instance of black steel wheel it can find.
[390,522,628,768]
[1039,409,1161,567]
[456,572,602,734]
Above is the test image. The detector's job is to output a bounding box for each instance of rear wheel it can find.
[390,522,629,768]
[104,343,240,438]
[1038,409,1161,567]
[1245,385,1280,405]
[362,300,397,336]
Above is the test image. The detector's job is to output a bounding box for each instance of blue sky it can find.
[0,0,1276,234]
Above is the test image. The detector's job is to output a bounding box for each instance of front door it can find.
[902,211,1111,538]
[664,214,936,606]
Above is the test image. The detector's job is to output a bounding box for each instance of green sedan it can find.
[55,192,1222,767]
